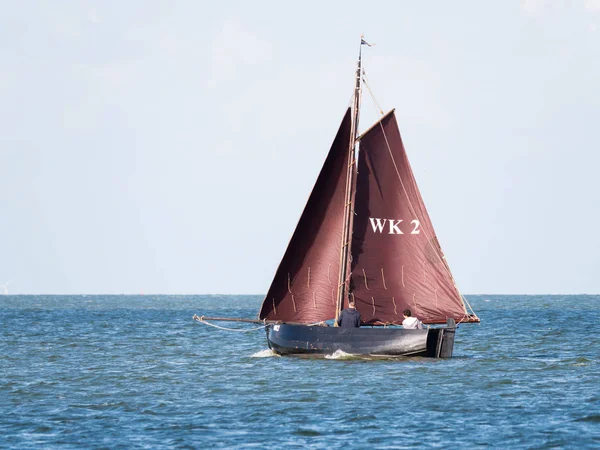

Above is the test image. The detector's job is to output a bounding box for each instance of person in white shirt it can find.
[402,309,423,329]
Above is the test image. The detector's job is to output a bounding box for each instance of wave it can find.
[324,349,356,360]
[251,349,279,358]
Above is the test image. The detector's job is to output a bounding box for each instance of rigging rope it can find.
[193,315,329,331]
[362,70,384,116]
[193,315,269,333]
[460,295,478,318]
[347,91,354,109]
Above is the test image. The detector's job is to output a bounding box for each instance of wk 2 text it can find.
[368,218,421,235]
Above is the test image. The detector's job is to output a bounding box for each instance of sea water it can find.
[1,295,599,449]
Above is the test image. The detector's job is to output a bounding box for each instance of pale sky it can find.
[1,1,599,295]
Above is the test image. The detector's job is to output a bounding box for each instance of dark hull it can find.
[266,320,456,358]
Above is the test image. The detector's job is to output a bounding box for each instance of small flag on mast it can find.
[361,38,372,47]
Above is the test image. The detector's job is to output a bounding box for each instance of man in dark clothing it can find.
[337,300,361,328]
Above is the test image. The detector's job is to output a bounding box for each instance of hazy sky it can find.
[1,1,599,295]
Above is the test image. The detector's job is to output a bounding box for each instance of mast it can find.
[334,38,363,325]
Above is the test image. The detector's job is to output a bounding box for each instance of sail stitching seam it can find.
[412,293,420,316]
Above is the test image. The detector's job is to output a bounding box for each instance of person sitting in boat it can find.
[337,300,361,328]
[402,309,423,329]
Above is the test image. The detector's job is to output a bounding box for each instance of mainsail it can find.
[349,110,472,324]
[258,109,352,323]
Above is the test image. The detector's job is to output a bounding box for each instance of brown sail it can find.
[258,109,352,323]
[349,110,476,324]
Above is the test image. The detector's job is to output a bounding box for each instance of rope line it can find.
[362,71,384,116]
[193,316,269,332]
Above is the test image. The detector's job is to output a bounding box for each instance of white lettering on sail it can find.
[388,219,404,235]
[368,218,420,235]
[369,218,387,233]
[411,220,421,234]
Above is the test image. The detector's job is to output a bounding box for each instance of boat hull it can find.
[266,320,456,358]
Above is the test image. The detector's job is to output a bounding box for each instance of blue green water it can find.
[1,295,599,448]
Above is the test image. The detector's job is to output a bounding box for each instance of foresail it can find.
[258,109,352,323]
[350,111,475,324]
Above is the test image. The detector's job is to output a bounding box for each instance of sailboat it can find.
[195,38,479,358]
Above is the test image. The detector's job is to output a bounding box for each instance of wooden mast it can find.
[334,37,363,325]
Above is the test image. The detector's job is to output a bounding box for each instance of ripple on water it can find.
[293,428,322,437]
